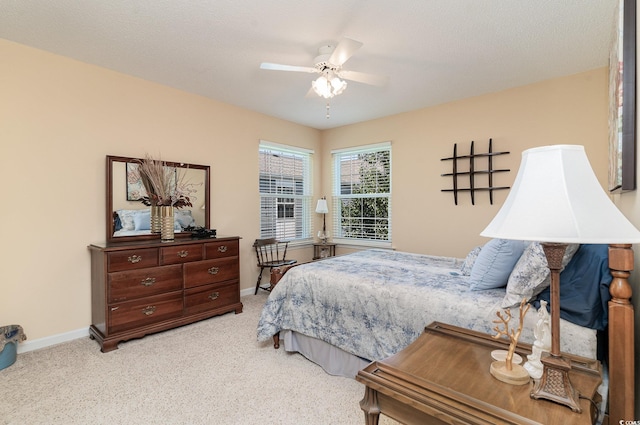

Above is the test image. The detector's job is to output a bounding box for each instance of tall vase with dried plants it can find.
[150,205,161,234]
[159,205,175,242]
[135,155,194,241]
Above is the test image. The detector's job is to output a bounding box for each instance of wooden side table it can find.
[356,322,602,425]
[313,243,336,260]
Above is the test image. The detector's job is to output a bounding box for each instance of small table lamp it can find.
[481,145,640,412]
[316,197,329,243]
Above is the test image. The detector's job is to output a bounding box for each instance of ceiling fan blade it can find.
[260,62,317,73]
[329,38,363,66]
[304,86,317,98]
[339,70,388,87]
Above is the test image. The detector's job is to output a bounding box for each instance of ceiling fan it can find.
[260,37,388,99]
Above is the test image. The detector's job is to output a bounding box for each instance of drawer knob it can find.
[177,250,189,258]
[128,255,142,263]
[141,306,157,316]
[208,267,219,275]
[140,277,156,287]
[208,292,220,301]
[218,246,227,253]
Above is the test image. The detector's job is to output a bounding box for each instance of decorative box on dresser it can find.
[88,236,242,352]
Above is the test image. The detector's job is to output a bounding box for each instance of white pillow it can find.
[469,239,527,290]
[502,242,579,308]
[175,209,196,228]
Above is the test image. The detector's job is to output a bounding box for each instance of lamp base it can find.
[530,353,581,413]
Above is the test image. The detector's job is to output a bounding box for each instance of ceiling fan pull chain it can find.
[326,101,330,119]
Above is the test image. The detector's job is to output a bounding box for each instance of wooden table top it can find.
[357,322,602,425]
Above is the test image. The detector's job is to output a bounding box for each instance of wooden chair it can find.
[253,238,297,294]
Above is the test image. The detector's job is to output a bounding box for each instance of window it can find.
[259,141,313,241]
[332,142,391,245]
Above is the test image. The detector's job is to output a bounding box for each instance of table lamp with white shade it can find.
[316,197,329,244]
[481,145,640,412]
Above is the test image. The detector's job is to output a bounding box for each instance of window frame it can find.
[331,142,392,248]
[258,141,314,243]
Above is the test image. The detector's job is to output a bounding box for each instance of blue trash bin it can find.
[0,325,26,370]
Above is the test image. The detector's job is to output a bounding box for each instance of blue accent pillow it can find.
[469,239,527,290]
[114,214,123,231]
[133,210,151,231]
[116,209,146,231]
[533,244,611,331]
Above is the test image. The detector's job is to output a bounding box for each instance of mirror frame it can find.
[106,155,210,244]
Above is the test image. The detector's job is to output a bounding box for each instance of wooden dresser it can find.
[356,322,602,425]
[88,236,242,352]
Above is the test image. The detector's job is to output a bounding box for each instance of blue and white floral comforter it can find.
[256,249,596,361]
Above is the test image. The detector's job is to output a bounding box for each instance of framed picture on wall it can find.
[609,0,637,192]
[126,162,146,201]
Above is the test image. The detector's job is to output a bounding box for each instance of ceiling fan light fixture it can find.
[312,72,347,99]
[330,76,347,95]
[311,75,329,98]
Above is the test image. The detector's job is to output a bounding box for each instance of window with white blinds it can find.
[259,141,313,241]
[332,142,391,245]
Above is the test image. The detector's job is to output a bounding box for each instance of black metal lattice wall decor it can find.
[441,139,510,205]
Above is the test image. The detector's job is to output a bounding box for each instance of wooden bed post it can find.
[608,244,635,422]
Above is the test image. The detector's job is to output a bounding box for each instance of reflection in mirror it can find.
[106,155,210,244]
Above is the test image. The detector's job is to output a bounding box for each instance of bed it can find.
[257,240,635,422]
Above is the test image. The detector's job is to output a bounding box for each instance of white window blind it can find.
[332,142,391,245]
[259,141,313,241]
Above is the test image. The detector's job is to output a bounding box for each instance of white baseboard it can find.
[18,291,261,353]
[18,327,89,354]
[240,287,257,297]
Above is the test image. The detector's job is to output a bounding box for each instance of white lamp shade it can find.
[316,199,329,214]
[481,145,640,244]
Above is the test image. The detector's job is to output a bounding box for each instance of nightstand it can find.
[356,322,602,425]
[313,243,336,260]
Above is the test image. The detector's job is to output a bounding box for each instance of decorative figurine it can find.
[524,300,552,379]
[490,299,531,385]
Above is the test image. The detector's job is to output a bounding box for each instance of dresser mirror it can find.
[106,155,210,244]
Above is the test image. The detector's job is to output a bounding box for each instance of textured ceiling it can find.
[0,1,616,130]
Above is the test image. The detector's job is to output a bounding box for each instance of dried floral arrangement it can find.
[136,155,194,209]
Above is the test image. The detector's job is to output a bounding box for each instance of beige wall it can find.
[0,39,321,341]
[323,68,609,258]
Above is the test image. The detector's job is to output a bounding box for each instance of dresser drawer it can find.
[205,240,239,259]
[108,264,183,303]
[107,248,159,272]
[160,244,203,265]
[184,257,239,288]
[108,292,183,334]
[184,282,239,315]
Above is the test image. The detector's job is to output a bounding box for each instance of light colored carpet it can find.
[0,293,400,425]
